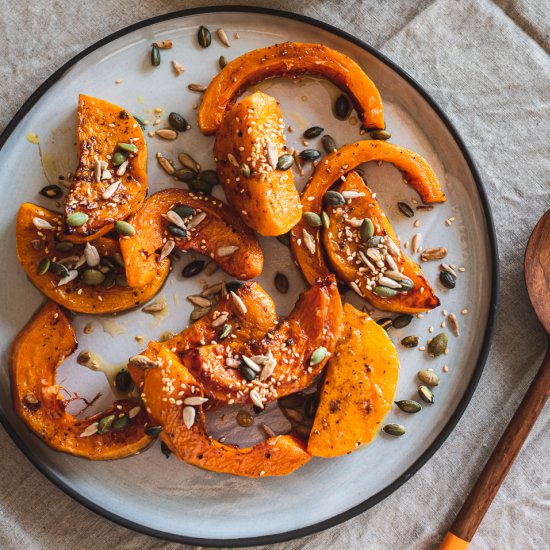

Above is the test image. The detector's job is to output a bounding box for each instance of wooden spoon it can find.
[439,210,550,549]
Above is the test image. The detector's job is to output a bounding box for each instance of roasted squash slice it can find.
[120,189,263,288]
[308,303,399,457]
[16,203,169,314]
[64,95,147,241]
[129,342,311,477]
[181,276,342,406]
[214,91,301,236]
[323,173,439,313]
[198,42,384,134]
[10,301,152,459]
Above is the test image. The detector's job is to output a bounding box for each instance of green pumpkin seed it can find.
[397,201,414,218]
[66,212,88,227]
[118,142,138,153]
[168,225,186,238]
[111,415,130,431]
[335,94,351,119]
[395,400,422,413]
[49,262,70,278]
[97,414,116,434]
[241,364,257,381]
[383,423,406,436]
[427,332,448,357]
[114,220,135,236]
[322,134,337,153]
[151,44,161,66]
[360,218,375,241]
[276,233,291,247]
[182,259,204,277]
[81,269,105,286]
[324,190,345,206]
[276,154,294,170]
[168,112,188,132]
[440,271,456,289]
[393,314,413,329]
[145,426,163,437]
[198,25,211,47]
[376,317,393,331]
[173,204,195,218]
[115,370,133,392]
[240,163,251,177]
[401,335,419,348]
[310,346,327,365]
[133,114,146,129]
[102,270,117,290]
[219,55,228,69]
[305,396,319,418]
[303,212,322,227]
[55,241,74,252]
[161,441,172,458]
[217,324,232,340]
[366,236,382,247]
[187,178,212,194]
[399,279,415,291]
[321,210,330,229]
[303,126,324,139]
[39,184,63,199]
[418,385,434,404]
[299,149,321,161]
[111,151,127,166]
[200,170,219,186]
[374,285,397,298]
[173,168,196,182]
[418,369,440,387]
[116,273,129,287]
[37,257,51,275]
[371,130,391,140]
[274,272,289,294]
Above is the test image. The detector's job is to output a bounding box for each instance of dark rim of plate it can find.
[0,5,499,548]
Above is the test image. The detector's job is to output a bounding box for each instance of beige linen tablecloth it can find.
[0,1,548,548]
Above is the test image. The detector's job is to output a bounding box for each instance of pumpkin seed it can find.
[395,399,422,413]
[166,225,185,238]
[37,257,51,275]
[151,44,161,66]
[168,112,188,132]
[178,152,200,173]
[360,218,375,241]
[278,393,304,409]
[198,25,211,48]
[161,441,172,458]
[156,128,178,140]
[365,236,382,248]
[173,168,196,181]
[55,241,74,252]
[145,426,163,437]
[219,55,228,69]
[418,385,434,404]
[97,414,116,434]
[324,190,345,206]
[173,204,195,218]
[305,396,318,418]
[249,389,264,409]
[299,149,321,161]
[310,346,327,366]
[377,318,393,331]
[133,114,146,129]
[200,169,219,186]
[111,415,130,431]
[303,126,324,139]
[335,94,351,119]
[440,271,456,289]
[397,201,414,218]
[383,423,406,436]
[303,212,322,227]
[276,154,294,170]
[401,335,419,348]
[40,184,63,199]
[116,273,129,287]
[321,210,330,229]
[111,151,127,166]
[49,261,70,278]
[236,409,254,428]
[114,220,135,236]
[393,314,413,329]
[418,369,440,387]
[399,278,415,291]
[115,369,133,392]
[181,260,204,278]
[102,269,117,289]
[322,134,337,153]
[374,285,397,298]
[427,332,448,357]
[81,269,104,286]
[118,142,138,153]
[217,324,232,340]
[66,212,88,227]
[187,178,212,194]
[240,364,257,381]
[371,130,391,140]
[274,272,289,294]
[226,281,243,293]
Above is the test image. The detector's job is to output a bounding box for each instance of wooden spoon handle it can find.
[439,346,550,548]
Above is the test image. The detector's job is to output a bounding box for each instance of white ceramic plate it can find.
[0,7,497,546]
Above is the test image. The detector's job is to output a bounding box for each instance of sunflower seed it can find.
[421,247,448,261]
[129,355,160,369]
[188,83,206,92]
[383,423,405,436]
[191,307,210,321]
[84,242,100,267]
[240,364,257,380]
[262,423,276,437]
[266,142,278,169]
[249,389,264,409]
[440,271,456,289]
[447,313,460,336]
[57,269,78,286]
[302,228,316,255]
[342,190,364,199]
[116,160,129,176]
[79,423,99,438]
[216,28,230,47]
[159,240,175,261]
[184,396,209,406]
[129,406,141,419]
[142,302,165,313]
[156,128,178,140]
[164,210,187,229]
[145,426,163,437]
[412,233,422,254]
[101,169,112,180]
[350,281,363,297]
[259,350,276,381]
[157,155,175,175]
[377,317,393,331]
[440,263,458,278]
[183,406,196,428]
[168,112,188,132]
[392,314,413,329]
[378,276,402,289]
[102,180,121,199]
[335,94,351,119]
[211,313,229,328]
[230,291,247,314]
[299,149,321,161]
[242,355,261,373]
[201,282,223,297]
[172,60,185,75]
[153,39,173,49]
[187,295,211,308]
[217,245,239,257]
[186,212,207,230]
[168,225,187,238]
[178,152,200,172]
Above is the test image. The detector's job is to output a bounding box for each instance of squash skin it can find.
[214,91,302,236]
[64,95,147,241]
[119,189,263,288]
[16,203,169,314]
[130,342,311,477]
[198,42,384,134]
[308,303,399,458]
[323,173,439,313]
[10,301,153,459]
[181,276,342,405]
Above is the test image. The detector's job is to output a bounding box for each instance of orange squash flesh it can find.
[119,189,263,288]
[323,174,439,313]
[16,203,169,314]
[130,342,311,477]
[10,301,152,459]
[214,91,302,236]
[181,276,342,406]
[308,303,399,457]
[198,42,384,135]
[64,95,147,240]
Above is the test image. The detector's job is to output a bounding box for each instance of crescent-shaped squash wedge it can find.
[180,276,342,406]
[16,203,169,314]
[64,94,147,241]
[214,91,301,236]
[120,189,263,288]
[129,342,311,477]
[10,301,152,459]
[308,303,399,457]
[198,42,384,134]
[323,173,439,313]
